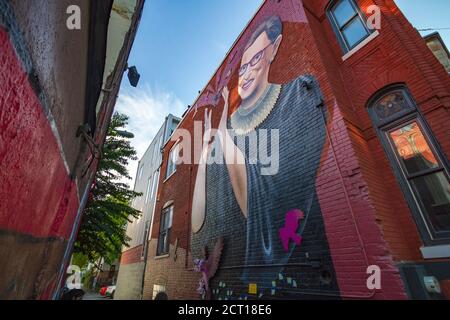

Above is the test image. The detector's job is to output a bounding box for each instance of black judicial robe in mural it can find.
[192,75,339,296]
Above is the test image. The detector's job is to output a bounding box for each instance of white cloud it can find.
[114,84,185,188]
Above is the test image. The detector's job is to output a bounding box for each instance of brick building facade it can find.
[0,0,143,299]
[142,0,450,300]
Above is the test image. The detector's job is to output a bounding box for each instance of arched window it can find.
[327,0,372,53]
[368,85,450,245]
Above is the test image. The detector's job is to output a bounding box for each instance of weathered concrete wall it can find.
[0,0,144,299]
[10,0,90,180]
[0,4,82,296]
[115,261,145,300]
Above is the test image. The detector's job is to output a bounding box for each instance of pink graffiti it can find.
[279,209,305,252]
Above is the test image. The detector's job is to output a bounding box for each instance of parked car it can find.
[106,285,116,299]
[99,286,108,296]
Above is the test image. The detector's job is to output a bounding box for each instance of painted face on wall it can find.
[238,31,281,107]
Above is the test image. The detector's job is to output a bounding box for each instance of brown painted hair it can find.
[244,15,283,51]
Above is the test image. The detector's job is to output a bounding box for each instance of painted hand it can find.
[203,108,212,144]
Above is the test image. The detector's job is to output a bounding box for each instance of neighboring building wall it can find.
[143,0,450,300]
[0,0,143,299]
[115,114,180,300]
[115,246,146,299]
[142,241,198,300]
[95,258,119,288]
[424,32,450,73]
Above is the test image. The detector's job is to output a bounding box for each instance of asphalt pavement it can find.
[83,292,111,300]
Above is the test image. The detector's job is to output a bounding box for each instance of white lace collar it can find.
[230,83,281,135]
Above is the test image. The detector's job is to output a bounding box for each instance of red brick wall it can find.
[120,245,144,265]
[145,0,449,300]
[143,240,198,300]
[306,0,450,263]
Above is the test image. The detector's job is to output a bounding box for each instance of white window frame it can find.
[327,0,372,54]
[165,143,180,180]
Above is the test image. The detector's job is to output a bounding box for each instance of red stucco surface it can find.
[0,28,79,239]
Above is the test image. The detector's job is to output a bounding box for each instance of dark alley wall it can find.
[0,0,143,299]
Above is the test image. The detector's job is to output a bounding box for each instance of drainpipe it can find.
[53,171,95,299]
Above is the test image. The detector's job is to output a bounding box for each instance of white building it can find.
[115,114,180,299]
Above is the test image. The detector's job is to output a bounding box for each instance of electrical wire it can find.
[318,101,376,299]
[417,27,450,32]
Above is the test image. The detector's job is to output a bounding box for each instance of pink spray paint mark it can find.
[279,209,305,252]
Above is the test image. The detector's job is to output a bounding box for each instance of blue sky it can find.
[122,0,263,106]
[396,0,450,45]
[115,0,450,185]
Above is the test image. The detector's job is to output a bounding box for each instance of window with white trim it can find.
[327,0,372,53]
[166,143,179,179]
[157,205,173,256]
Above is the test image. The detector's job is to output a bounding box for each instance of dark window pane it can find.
[342,17,369,48]
[411,171,450,233]
[167,207,173,228]
[160,212,166,230]
[389,122,439,175]
[157,233,165,254]
[158,232,169,255]
[164,210,171,229]
[332,0,357,27]
[374,91,412,121]
[163,232,170,253]
[161,206,173,230]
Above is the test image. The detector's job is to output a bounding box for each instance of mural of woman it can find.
[191,15,337,294]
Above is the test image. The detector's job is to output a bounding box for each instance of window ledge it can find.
[342,30,380,62]
[420,244,450,259]
[163,170,176,183]
[154,253,170,260]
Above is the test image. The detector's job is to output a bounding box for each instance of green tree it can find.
[71,252,89,270]
[74,112,142,265]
